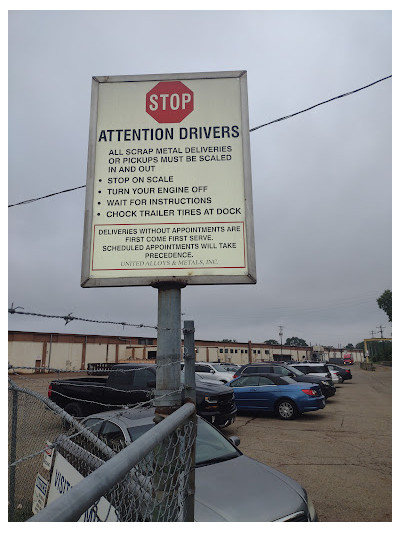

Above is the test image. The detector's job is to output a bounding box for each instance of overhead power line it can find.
[249,75,392,132]
[8,185,86,208]
[8,75,391,208]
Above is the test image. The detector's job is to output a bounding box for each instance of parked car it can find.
[48,363,236,428]
[326,365,343,383]
[181,362,235,384]
[232,362,336,399]
[286,363,334,383]
[327,364,352,381]
[216,363,241,372]
[228,373,325,420]
[81,407,318,521]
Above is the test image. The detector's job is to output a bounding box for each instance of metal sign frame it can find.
[81,71,256,287]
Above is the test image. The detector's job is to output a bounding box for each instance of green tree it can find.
[345,343,354,349]
[285,337,308,347]
[264,339,279,345]
[377,290,392,322]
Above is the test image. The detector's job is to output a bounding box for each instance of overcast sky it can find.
[8,8,392,348]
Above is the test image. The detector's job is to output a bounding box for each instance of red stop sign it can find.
[146,81,194,123]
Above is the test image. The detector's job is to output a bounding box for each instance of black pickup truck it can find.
[48,363,237,428]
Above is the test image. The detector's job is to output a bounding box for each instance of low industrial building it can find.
[8,331,364,373]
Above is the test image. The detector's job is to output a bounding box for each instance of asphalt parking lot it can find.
[9,364,391,522]
[221,364,392,522]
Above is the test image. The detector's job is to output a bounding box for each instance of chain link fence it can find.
[8,365,196,522]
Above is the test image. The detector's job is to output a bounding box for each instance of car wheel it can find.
[276,399,298,420]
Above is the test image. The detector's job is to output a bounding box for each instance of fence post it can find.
[152,282,185,520]
[9,387,18,521]
[183,320,196,521]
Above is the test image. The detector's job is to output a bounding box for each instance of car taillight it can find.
[302,389,317,396]
[48,384,52,398]
[346,370,350,373]
[233,373,238,379]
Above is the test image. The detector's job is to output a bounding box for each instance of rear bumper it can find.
[301,396,326,412]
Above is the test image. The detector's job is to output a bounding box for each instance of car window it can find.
[292,366,306,374]
[196,364,211,373]
[127,418,241,467]
[258,376,275,385]
[99,421,126,451]
[280,376,297,384]
[272,366,291,376]
[287,366,303,376]
[231,375,259,387]
[82,417,103,435]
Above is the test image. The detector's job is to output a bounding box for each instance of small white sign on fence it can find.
[43,441,54,471]
[32,474,48,515]
[47,452,119,521]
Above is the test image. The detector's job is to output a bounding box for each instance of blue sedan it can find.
[228,373,325,420]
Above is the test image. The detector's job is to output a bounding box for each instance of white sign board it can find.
[43,441,54,471]
[32,474,48,514]
[82,71,256,287]
[47,452,119,521]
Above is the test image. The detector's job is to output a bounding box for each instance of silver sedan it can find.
[82,408,318,522]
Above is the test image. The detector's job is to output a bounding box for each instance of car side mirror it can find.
[210,369,215,373]
[289,372,295,377]
[229,436,240,447]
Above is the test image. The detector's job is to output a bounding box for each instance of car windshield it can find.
[127,417,240,467]
[210,364,231,372]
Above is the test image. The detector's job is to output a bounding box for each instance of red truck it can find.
[343,353,354,365]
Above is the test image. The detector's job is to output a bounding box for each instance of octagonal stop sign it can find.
[146,81,194,123]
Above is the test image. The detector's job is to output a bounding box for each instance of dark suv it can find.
[233,363,335,399]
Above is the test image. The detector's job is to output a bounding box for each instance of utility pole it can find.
[376,325,385,338]
[278,326,283,358]
[370,330,376,338]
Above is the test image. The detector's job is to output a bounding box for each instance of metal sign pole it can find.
[152,283,185,521]
[183,320,196,521]
[153,283,185,416]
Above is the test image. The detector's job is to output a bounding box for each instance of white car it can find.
[327,365,343,384]
[288,363,338,383]
[193,362,235,384]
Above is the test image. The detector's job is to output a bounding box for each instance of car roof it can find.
[290,362,326,366]
[235,372,285,381]
[112,363,154,369]
[241,362,287,367]
[85,406,156,424]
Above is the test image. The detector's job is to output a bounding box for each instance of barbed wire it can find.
[8,360,181,374]
[8,303,179,332]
